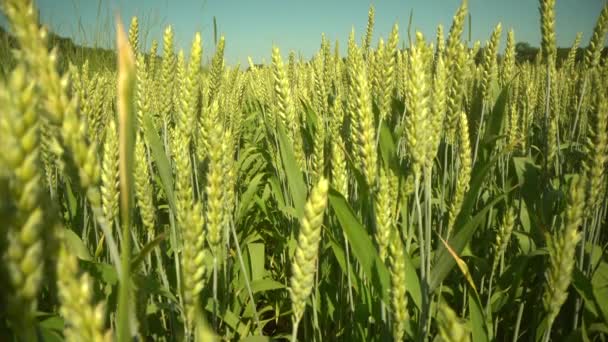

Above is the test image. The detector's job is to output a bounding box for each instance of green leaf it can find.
[512,157,546,241]
[130,233,166,271]
[267,175,286,210]
[378,120,397,170]
[592,259,608,324]
[402,246,422,310]
[430,92,511,290]
[39,326,63,342]
[247,243,266,281]
[237,172,265,221]
[36,312,64,340]
[328,189,391,303]
[241,336,271,342]
[133,272,178,303]
[572,268,601,318]
[430,192,509,291]
[250,279,285,294]
[204,299,240,331]
[469,291,490,342]
[327,237,362,296]
[64,180,78,221]
[142,114,176,214]
[79,259,119,287]
[481,87,509,148]
[452,154,502,236]
[62,227,92,261]
[276,121,307,219]
[493,255,537,312]
[38,314,64,332]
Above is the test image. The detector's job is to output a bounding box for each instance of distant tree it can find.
[515,41,538,63]
[515,42,531,55]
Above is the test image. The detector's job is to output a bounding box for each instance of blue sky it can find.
[1,0,605,65]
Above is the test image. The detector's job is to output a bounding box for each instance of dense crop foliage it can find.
[1,0,607,340]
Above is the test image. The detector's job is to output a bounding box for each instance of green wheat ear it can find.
[177,32,203,141]
[429,44,447,162]
[57,232,111,342]
[331,134,348,198]
[539,0,556,65]
[181,200,208,329]
[101,116,119,229]
[4,0,120,275]
[0,65,46,340]
[209,35,225,103]
[206,112,226,257]
[444,0,468,143]
[128,16,140,53]
[480,23,502,104]
[134,133,156,234]
[584,3,608,70]
[501,29,516,87]
[388,229,409,341]
[311,65,326,181]
[375,168,392,262]
[437,301,471,342]
[271,45,306,170]
[363,4,375,54]
[272,46,295,130]
[492,206,516,275]
[563,32,582,72]
[404,32,431,176]
[447,111,472,236]
[347,40,377,188]
[544,175,585,340]
[135,53,151,131]
[290,177,329,338]
[583,85,608,210]
[160,25,176,127]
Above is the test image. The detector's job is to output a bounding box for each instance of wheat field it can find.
[0,0,607,341]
